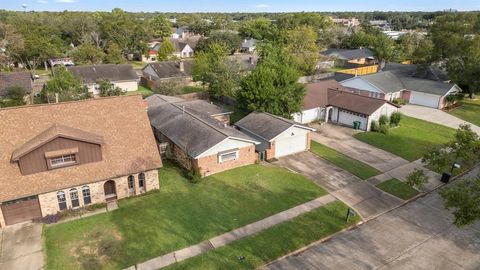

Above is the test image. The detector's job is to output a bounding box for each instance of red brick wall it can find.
[193,145,257,177]
[265,141,276,160]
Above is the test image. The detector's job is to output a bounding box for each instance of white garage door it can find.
[275,134,307,158]
[410,92,440,108]
[338,110,368,130]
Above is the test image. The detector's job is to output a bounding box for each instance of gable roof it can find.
[68,64,138,84]
[327,89,397,115]
[235,112,314,141]
[147,96,257,158]
[321,48,374,61]
[146,94,231,116]
[382,62,449,82]
[303,80,347,110]
[11,124,105,161]
[360,71,405,93]
[0,72,33,97]
[142,60,193,80]
[0,95,162,202]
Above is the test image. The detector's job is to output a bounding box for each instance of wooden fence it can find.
[337,65,379,76]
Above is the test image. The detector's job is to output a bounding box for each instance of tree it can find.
[196,30,242,55]
[42,67,90,102]
[149,15,172,38]
[98,79,126,97]
[104,43,126,64]
[397,32,421,61]
[236,44,305,118]
[1,86,27,107]
[192,42,242,99]
[239,18,278,40]
[446,36,480,98]
[71,43,105,65]
[157,39,176,61]
[412,38,434,64]
[371,33,397,65]
[406,168,429,189]
[0,22,24,69]
[285,26,320,75]
[153,78,183,96]
[440,177,480,227]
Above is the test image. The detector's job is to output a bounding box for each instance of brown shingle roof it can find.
[327,89,395,115]
[0,72,33,97]
[0,95,162,202]
[303,80,347,110]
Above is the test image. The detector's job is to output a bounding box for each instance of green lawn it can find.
[448,98,480,126]
[310,141,380,179]
[376,178,419,200]
[44,162,327,270]
[354,116,456,161]
[165,201,359,270]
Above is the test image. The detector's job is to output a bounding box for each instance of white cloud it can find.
[56,0,77,3]
[255,4,270,8]
[37,0,48,3]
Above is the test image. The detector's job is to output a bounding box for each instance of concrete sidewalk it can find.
[130,194,337,270]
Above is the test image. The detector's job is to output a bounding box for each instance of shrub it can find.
[406,168,429,189]
[378,124,389,134]
[370,120,379,132]
[392,98,406,105]
[186,167,202,183]
[390,112,402,127]
[379,115,389,127]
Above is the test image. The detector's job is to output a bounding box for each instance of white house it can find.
[67,64,139,95]
[339,69,461,109]
[235,112,315,160]
[292,79,399,131]
[241,39,256,53]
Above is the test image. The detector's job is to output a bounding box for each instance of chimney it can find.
[179,60,185,72]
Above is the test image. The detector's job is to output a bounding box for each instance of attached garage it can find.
[337,109,368,131]
[1,196,42,225]
[409,91,440,108]
[275,129,309,158]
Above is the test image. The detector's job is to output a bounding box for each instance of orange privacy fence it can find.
[337,65,379,76]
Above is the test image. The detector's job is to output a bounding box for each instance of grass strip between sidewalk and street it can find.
[376,178,419,200]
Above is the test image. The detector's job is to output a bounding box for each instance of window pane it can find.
[220,151,237,162]
[138,173,145,188]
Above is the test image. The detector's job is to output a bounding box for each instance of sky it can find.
[1,0,480,13]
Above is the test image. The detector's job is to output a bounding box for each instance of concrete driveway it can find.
[275,152,403,219]
[263,167,480,270]
[313,124,409,172]
[400,104,480,135]
[274,151,360,192]
[0,223,44,270]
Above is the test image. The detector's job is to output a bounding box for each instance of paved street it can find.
[0,223,44,270]
[312,124,409,172]
[263,167,480,270]
[400,104,480,135]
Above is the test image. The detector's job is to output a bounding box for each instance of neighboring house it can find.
[331,17,360,28]
[369,20,392,31]
[382,30,408,40]
[339,64,461,109]
[0,72,34,98]
[0,96,162,227]
[142,60,193,84]
[67,64,139,95]
[241,39,256,53]
[292,79,398,130]
[321,48,376,67]
[152,39,194,58]
[147,95,258,177]
[235,112,315,161]
[171,27,194,39]
[49,58,75,67]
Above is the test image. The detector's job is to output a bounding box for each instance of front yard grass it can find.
[44,162,327,270]
[310,141,380,179]
[448,98,480,126]
[376,178,419,200]
[165,200,360,270]
[353,116,455,161]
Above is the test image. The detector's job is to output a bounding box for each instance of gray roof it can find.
[241,39,256,48]
[0,72,33,97]
[357,70,456,96]
[147,95,256,158]
[67,64,138,83]
[235,112,312,141]
[321,48,374,61]
[142,60,192,80]
[146,94,231,116]
[382,62,449,82]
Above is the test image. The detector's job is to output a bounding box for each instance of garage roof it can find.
[303,80,347,110]
[327,89,398,116]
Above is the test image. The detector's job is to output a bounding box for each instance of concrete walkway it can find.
[0,223,44,270]
[129,194,337,270]
[312,124,409,172]
[264,166,480,270]
[400,104,480,135]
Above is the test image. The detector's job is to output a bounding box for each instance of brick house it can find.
[146,94,258,177]
[235,112,315,161]
[0,95,162,227]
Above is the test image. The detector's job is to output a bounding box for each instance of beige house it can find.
[0,95,162,227]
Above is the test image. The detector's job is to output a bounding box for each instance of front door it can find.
[104,180,117,201]
[259,151,266,161]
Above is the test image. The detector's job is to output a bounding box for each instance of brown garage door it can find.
[1,196,42,225]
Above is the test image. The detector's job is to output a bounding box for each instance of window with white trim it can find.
[82,186,91,205]
[57,191,67,210]
[218,151,238,163]
[50,154,77,167]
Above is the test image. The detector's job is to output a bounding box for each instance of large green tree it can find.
[42,67,90,102]
[239,18,278,40]
[71,43,105,65]
[440,177,480,227]
[236,44,305,118]
[157,39,176,61]
[192,42,242,99]
[196,30,242,55]
[285,25,320,75]
[104,43,126,64]
[149,15,172,38]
